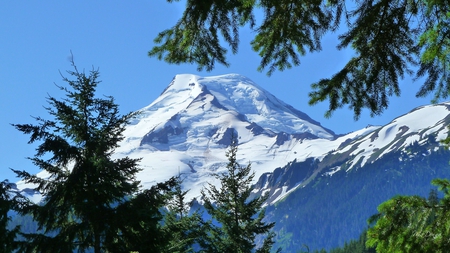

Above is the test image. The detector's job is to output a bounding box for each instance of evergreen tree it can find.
[108,178,179,252]
[162,176,206,253]
[0,180,26,252]
[366,179,450,252]
[150,0,450,119]
[12,60,142,253]
[328,229,376,253]
[200,138,280,253]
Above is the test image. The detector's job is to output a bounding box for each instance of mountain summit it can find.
[130,73,335,145]
[114,74,338,198]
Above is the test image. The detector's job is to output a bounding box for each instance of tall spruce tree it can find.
[150,0,450,119]
[200,138,280,253]
[12,61,142,253]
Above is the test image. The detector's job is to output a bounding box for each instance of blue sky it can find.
[0,1,436,181]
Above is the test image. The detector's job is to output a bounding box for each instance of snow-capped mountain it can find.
[113,74,342,200]
[15,73,450,207]
[253,102,450,204]
[15,73,347,202]
[12,73,450,251]
[330,103,450,169]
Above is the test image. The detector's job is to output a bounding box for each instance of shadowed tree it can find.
[106,177,180,252]
[162,176,206,253]
[12,60,142,253]
[0,180,27,253]
[150,0,450,119]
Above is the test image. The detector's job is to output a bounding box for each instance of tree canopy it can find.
[9,60,283,253]
[366,179,450,252]
[150,0,450,119]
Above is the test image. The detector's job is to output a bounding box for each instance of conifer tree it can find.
[0,180,26,252]
[151,0,450,119]
[162,176,206,253]
[107,178,179,252]
[366,179,450,252]
[12,60,142,253]
[200,138,280,253]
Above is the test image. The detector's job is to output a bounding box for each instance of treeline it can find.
[0,64,278,253]
[304,229,376,253]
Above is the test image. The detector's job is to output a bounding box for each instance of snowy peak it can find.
[139,73,335,143]
[16,73,450,208]
[114,74,338,200]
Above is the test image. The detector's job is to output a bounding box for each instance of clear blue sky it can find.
[0,1,436,181]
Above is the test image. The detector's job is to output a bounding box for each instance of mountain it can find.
[257,103,450,251]
[13,74,450,251]
[111,75,450,251]
[16,73,341,201]
[253,103,450,204]
[112,74,343,200]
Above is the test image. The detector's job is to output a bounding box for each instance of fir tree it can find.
[0,180,26,252]
[200,138,280,253]
[108,178,179,252]
[162,176,206,253]
[12,60,142,253]
[150,0,450,119]
[366,179,450,252]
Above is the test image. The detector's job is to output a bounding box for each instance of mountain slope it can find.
[112,74,342,200]
[253,103,450,251]
[252,103,450,205]
[267,142,450,251]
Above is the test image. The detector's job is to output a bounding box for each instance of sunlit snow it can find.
[15,74,450,205]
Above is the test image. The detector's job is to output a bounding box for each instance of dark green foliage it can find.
[12,61,142,253]
[308,0,416,119]
[107,178,179,252]
[327,230,375,253]
[0,180,27,252]
[149,0,255,71]
[366,179,450,252]
[201,139,280,253]
[151,0,450,119]
[416,1,450,103]
[268,144,450,251]
[301,229,376,253]
[162,176,206,253]
[251,0,332,75]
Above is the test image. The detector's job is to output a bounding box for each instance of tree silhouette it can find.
[12,60,141,253]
